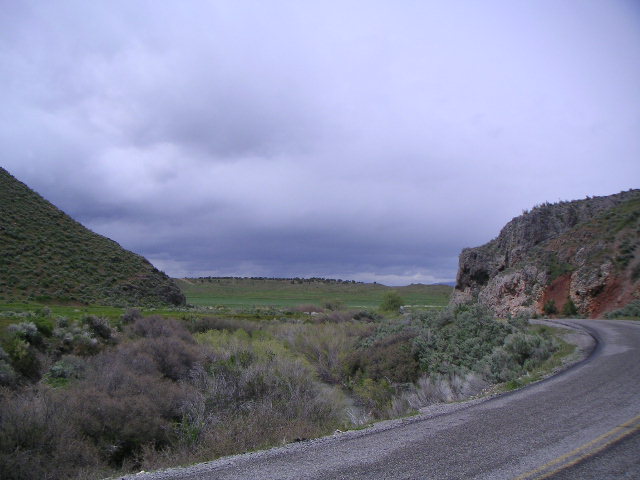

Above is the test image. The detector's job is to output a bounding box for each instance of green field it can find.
[0,302,187,332]
[175,277,453,309]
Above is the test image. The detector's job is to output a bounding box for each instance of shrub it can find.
[81,315,113,341]
[604,300,640,319]
[322,299,344,311]
[480,347,521,382]
[129,316,193,343]
[562,297,578,316]
[3,337,41,381]
[292,304,324,313]
[121,308,143,325]
[273,322,373,384]
[351,378,393,418]
[0,347,17,386]
[70,367,185,466]
[120,336,205,381]
[352,310,380,322]
[345,331,420,383]
[48,355,86,381]
[503,332,555,368]
[313,310,355,324]
[632,263,640,282]
[396,372,487,413]
[413,305,512,376]
[69,331,100,356]
[0,386,103,480]
[379,292,404,313]
[184,316,260,335]
[543,299,558,315]
[32,317,54,337]
[7,322,42,347]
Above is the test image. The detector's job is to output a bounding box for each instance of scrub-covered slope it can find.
[0,167,185,306]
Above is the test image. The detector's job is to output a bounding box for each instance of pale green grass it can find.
[176,278,453,309]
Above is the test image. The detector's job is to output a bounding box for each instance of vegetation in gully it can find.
[0,297,565,480]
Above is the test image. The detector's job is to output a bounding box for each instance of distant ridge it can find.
[0,167,185,306]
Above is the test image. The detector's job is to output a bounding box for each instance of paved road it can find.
[548,429,640,479]
[133,319,640,480]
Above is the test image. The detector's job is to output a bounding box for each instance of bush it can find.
[351,378,393,418]
[352,310,380,322]
[7,322,42,347]
[273,322,373,384]
[543,299,558,315]
[413,305,512,376]
[70,362,186,466]
[184,316,260,335]
[379,292,404,313]
[504,332,555,368]
[604,300,640,319]
[48,355,86,381]
[129,316,193,343]
[292,304,324,313]
[121,308,143,325]
[119,336,205,381]
[3,337,41,381]
[394,372,487,414]
[0,347,17,386]
[81,315,113,341]
[345,331,420,383]
[322,299,344,311]
[0,386,103,480]
[32,317,54,337]
[562,297,578,316]
[480,347,521,382]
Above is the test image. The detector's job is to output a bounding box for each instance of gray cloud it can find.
[1,1,639,284]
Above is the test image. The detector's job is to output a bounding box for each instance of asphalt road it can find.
[131,319,640,480]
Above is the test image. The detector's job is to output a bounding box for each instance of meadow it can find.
[175,277,453,308]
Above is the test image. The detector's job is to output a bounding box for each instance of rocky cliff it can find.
[452,190,640,317]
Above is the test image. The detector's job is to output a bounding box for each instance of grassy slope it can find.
[539,195,640,267]
[0,167,185,306]
[176,277,453,308]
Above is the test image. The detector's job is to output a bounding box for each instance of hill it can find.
[175,277,453,308]
[0,167,185,306]
[452,190,640,317]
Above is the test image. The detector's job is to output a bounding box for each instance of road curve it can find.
[131,319,640,480]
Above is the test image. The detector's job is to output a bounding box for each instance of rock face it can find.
[452,190,640,318]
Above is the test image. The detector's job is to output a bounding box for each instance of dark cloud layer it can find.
[2,1,639,284]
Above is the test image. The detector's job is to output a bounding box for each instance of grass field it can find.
[175,277,453,309]
[0,302,186,331]
[0,279,453,329]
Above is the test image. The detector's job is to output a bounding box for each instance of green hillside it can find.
[176,277,453,308]
[0,167,185,306]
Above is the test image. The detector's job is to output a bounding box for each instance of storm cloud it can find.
[2,1,639,284]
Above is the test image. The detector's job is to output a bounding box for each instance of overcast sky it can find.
[1,1,639,285]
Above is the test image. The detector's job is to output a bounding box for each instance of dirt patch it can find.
[538,273,572,314]
[589,274,638,318]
